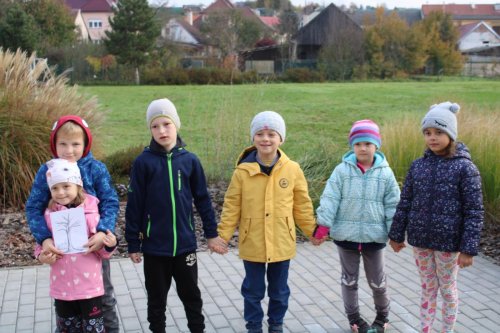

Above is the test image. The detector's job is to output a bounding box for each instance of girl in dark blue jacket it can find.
[125,98,227,333]
[389,102,484,333]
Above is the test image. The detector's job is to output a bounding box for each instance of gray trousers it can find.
[54,259,119,333]
[337,246,390,317]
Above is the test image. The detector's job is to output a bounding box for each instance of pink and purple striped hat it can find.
[348,119,381,148]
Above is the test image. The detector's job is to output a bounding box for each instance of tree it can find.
[277,9,298,66]
[417,11,463,75]
[200,9,263,67]
[105,0,159,84]
[0,2,40,53]
[363,7,427,78]
[24,0,76,54]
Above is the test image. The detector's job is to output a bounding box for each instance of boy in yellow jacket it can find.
[217,111,325,333]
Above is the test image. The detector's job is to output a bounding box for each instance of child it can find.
[217,111,323,333]
[125,98,227,333]
[25,115,120,332]
[36,158,117,332]
[314,120,400,333]
[388,102,484,333]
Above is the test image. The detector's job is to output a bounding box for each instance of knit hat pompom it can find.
[146,98,181,129]
[46,158,82,189]
[250,111,286,142]
[349,119,381,149]
[421,101,460,140]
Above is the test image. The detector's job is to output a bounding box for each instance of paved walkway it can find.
[0,242,499,333]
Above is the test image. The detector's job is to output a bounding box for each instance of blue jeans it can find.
[242,260,290,330]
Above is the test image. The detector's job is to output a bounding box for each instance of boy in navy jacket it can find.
[126,98,227,333]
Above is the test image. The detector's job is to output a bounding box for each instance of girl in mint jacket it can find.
[315,120,400,333]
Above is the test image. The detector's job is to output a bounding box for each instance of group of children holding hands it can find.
[25,98,483,333]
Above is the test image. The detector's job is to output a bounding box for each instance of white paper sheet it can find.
[50,207,88,254]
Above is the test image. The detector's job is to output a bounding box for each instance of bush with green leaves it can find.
[0,48,103,210]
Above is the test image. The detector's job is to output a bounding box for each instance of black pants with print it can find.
[55,296,104,333]
[144,252,205,333]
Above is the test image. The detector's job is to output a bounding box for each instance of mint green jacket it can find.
[316,151,400,244]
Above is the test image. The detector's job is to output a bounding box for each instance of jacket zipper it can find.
[178,170,181,191]
[167,153,177,256]
[147,214,151,237]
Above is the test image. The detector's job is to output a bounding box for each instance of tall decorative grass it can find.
[0,48,103,210]
[383,105,500,223]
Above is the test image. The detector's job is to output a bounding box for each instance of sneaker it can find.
[370,313,389,332]
[348,313,371,333]
[268,324,283,333]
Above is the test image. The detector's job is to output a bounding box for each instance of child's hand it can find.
[103,230,117,248]
[389,239,406,253]
[38,250,59,264]
[129,252,142,263]
[84,232,106,253]
[207,236,228,254]
[309,236,327,246]
[458,253,474,268]
[42,238,64,258]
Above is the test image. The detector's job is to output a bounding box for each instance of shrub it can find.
[102,144,144,186]
[187,68,212,85]
[164,68,189,85]
[0,48,103,210]
[383,106,500,223]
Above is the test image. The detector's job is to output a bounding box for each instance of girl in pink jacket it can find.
[35,158,117,332]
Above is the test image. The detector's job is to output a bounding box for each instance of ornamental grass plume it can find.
[0,48,103,210]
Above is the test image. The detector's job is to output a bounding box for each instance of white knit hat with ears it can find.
[250,111,286,142]
[421,101,460,141]
[46,159,82,189]
[146,98,181,130]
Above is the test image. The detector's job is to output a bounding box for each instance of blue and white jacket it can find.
[25,152,119,244]
[316,151,400,245]
[125,137,218,257]
[389,143,484,255]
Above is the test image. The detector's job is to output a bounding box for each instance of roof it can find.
[65,0,113,12]
[458,21,500,41]
[260,16,280,28]
[422,4,500,19]
[175,19,206,44]
[348,8,421,26]
[204,0,234,13]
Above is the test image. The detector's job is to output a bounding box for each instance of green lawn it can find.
[81,80,500,179]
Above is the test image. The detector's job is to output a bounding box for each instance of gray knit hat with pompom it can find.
[421,101,460,141]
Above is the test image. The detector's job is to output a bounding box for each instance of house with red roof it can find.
[421,4,500,31]
[65,0,116,42]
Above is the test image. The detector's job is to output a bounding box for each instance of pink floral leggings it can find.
[413,247,459,333]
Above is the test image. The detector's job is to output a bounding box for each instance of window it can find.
[88,20,103,28]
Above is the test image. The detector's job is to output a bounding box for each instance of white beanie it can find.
[250,111,286,142]
[421,101,460,141]
[146,98,181,129]
[46,159,82,189]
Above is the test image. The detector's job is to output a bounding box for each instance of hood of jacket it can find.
[342,150,389,169]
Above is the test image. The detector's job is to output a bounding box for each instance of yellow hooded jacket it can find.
[218,147,316,263]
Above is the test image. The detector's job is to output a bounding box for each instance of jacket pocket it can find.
[239,218,251,244]
[286,217,296,242]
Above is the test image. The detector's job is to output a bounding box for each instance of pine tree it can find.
[105,0,159,84]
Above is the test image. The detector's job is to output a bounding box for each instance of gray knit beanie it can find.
[250,111,286,142]
[421,101,460,141]
[146,98,181,129]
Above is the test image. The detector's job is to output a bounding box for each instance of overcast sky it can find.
[161,0,500,9]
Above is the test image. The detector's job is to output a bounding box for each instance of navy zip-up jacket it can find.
[389,143,484,255]
[125,137,218,257]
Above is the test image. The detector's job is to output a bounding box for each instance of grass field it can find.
[82,80,499,173]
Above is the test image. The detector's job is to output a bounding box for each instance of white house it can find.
[458,21,500,51]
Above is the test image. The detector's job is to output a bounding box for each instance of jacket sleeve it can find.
[459,161,484,256]
[218,171,242,242]
[91,161,119,233]
[125,158,146,253]
[383,169,401,232]
[316,166,343,230]
[292,165,316,237]
[190,156,218,239]
[25,164,52,244]
[388,164,414,243]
